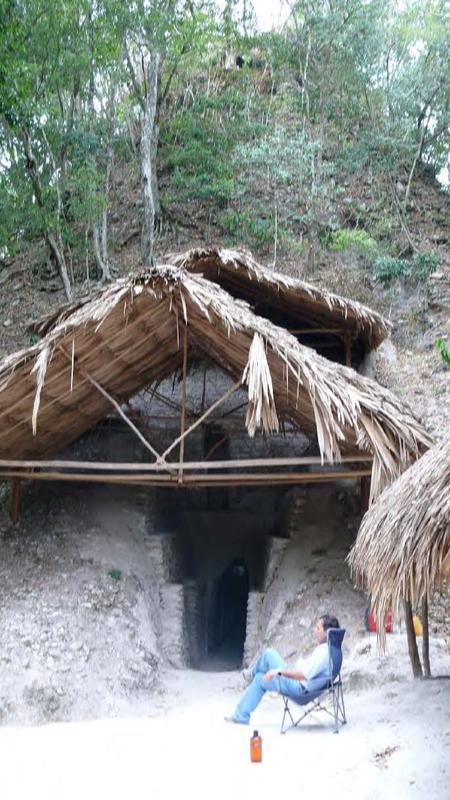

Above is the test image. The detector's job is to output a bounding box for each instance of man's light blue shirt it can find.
[295,642,331,693]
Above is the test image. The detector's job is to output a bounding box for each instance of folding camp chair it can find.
[280,627,346,734]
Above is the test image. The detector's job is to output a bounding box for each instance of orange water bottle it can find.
[250,730,262,763]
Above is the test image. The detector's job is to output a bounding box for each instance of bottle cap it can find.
[253,730,258,737]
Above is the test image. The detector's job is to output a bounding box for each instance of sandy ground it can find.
[1,649,449,800]
[0,476,448,800]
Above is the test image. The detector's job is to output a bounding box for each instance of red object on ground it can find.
[250,730,262,763]
[367,609,393,633]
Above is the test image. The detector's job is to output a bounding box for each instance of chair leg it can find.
[281,684,347,735]
[332,688,339,733]
[332,682,346,732]
[280,697,295,735]
[337,682,347,725]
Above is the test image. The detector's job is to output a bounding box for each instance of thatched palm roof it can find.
[0,265,430,498]
[169,246,392,354]
[348,439,450,639]
[33,247,390,356]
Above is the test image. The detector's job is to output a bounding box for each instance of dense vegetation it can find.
[0,0,448,299]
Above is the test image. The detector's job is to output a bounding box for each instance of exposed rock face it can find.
[0,485,161,725]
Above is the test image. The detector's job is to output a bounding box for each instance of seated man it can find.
[225,613,340,725]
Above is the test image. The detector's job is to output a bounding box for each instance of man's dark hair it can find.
[320,613,340,631]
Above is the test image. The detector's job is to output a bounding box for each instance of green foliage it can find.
[171,169,235,203]
[436,337,450,366]
[0,0,449,283]
[372,251,438,286]
[0,165,45,252]
[368,216,394,241]
[372,256,411,286]
[219,208,244,236]
[329,228,379,258]
[67,162,108,225]
[162,93,251,204]
[412,250,438,280]
[219,207,274,249]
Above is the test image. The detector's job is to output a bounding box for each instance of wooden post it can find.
[10,478,21,523]
[179,327,188,484]
[421,595,431,677]
[162,379,242,460]
[403,599,423,678]
[360,475,371,514]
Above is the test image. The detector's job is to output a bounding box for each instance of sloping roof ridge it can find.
[168,245,392,340]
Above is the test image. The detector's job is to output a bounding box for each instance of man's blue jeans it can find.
[232,648,306,724]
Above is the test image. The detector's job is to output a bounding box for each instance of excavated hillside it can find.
[0,161,448,726]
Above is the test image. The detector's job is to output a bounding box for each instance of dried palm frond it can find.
[243,333,279,437]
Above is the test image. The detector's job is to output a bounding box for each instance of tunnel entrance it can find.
[174,506,270,672]
[151,485,290,672]
[206,559,249,670]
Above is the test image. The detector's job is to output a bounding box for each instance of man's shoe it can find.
[224,715,249,725]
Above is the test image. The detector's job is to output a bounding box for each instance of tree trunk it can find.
[151,121,161,223]
[92,224,110,282]
[307,223,318,274]
[59,77,79,218]
[403,599,423,678]
[272,200,278,267]
[99,144,114,281]
[46,231,73,301]
[21,129,72,301]
[421,595,431,678]
[403,120,428,213]
[140,52,161,267]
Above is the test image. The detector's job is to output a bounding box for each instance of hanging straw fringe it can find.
[243,333,279,437]
[348,438,450,649]
[31,346,50,435]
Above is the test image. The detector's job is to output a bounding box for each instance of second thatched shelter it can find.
[348,438,450,644]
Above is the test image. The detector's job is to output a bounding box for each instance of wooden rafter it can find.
[0,453,373,472]
[58,345,166,466]
[161,379,243,461]
[0,466,372,488]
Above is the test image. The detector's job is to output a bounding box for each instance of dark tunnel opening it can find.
[153,485,290,672]
[205,559,250,670]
